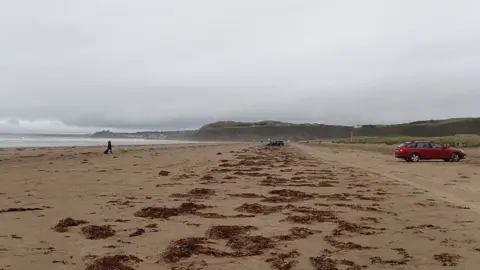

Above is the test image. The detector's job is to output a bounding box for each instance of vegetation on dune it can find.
[400,118,474,126]
[353,118,480,137]
[333,135,480,148]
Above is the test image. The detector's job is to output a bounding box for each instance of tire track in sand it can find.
[294,143,480,215]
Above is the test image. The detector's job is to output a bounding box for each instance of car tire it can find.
[450,152,460,162]
[409,153,420,162]
[443,159,450,162]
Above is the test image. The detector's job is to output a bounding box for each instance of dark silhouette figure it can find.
[104,140,113,154]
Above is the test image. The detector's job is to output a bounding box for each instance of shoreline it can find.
[0,141,229,151]
[0,133,221,150]
[0,142,243,164]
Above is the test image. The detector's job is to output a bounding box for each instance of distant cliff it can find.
[90,118,480,141]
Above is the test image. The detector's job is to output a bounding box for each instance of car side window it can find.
[431,143,442,148]
[405,143,416,148]
[417,142,431,148]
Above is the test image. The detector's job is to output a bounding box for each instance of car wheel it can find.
[450,152,460,162]
[409,153,420,162]
[443,159,450,162]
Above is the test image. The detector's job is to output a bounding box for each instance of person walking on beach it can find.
[104,140,113,154]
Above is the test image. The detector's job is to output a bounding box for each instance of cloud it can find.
[0,119,94,134]
[1,0,479,133]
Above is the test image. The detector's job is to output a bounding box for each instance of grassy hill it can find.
[191,120,351,141]
[191,118,480,141]
[91,118,480,142]
[354,118,480,137]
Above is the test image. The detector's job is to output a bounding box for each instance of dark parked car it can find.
[395,141,466,162]
[267,140,285,146]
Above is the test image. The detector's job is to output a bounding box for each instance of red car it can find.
[395,141,466,162]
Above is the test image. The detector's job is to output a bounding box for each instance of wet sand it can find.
[1,143,480,269]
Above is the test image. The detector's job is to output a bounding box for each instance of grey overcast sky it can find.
[1,0,480,133]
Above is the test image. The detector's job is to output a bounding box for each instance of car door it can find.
[416,142,431,159]
[429,142,445,159]
[403,142,417,156]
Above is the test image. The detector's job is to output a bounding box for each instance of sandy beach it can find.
[1,142,480,270]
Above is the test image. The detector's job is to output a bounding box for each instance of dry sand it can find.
[1,142,480,269]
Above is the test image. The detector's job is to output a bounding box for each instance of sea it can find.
[0,134,194,149]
